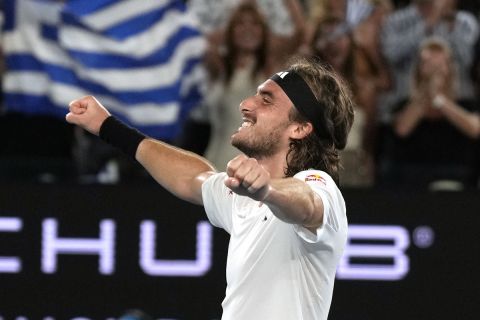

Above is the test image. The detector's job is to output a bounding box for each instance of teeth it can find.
[241,122,252,128]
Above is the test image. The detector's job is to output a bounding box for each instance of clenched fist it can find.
[224,154,272,201]
[66,96,111,135]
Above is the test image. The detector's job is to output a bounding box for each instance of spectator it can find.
[189,0,305,68]
[305,0,374,30]
[351,0,393,173]
[201,1,304,169]
[385,38,480,189]
[188,0,305,37]
[302,0,381,54]
[379,0,479,125]
[309,15,388,187]
[352,0,393,98]
[178,0,306,157]
[303,1,393,173]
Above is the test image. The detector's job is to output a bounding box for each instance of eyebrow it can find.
[258,88,274,99]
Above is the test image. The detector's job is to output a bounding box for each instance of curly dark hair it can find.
[284,57,355,184]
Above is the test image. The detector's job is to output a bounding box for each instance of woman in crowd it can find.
[309,14,389,186]
[202,1,304,169]
[389,38,480,189]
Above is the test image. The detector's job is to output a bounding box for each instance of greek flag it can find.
[2,0,207,139]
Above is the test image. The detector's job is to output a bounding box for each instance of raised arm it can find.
[65,96,215,205]
[136,139,215,204]
[269,0,307,65]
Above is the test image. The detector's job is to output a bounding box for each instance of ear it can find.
[289,122,313,140]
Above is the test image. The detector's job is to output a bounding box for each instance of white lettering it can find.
[337,225,410,281]
[0,217,23,273]
[41,219,115,274]
[140,220,212,276]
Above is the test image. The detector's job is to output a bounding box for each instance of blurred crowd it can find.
[1,0,480,191]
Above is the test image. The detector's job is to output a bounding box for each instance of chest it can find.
[227,196,298,268]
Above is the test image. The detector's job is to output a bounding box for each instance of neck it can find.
[235,51,255,67]
[256,152,288,179]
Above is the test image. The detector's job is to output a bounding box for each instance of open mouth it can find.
[238,118,254,131]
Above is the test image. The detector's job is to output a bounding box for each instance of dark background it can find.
[0,183,479,319]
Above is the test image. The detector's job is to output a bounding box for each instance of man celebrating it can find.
[66,58,354,320]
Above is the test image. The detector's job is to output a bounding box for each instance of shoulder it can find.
[293,170,345,210]
[292,170,347,243]
[201,172,231,203]
[202,172,228,188]
[293,170,338,193]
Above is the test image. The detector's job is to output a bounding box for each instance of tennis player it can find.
[66,57,354,320]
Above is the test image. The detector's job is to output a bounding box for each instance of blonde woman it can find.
[389,38,480,188]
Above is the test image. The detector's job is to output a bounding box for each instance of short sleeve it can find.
[292,170,347,244]
[201,172,234,233]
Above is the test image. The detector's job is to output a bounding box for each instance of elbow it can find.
[301,208,316,225]
[301,194,324,227]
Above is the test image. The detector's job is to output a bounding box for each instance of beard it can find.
[231,123,287,159]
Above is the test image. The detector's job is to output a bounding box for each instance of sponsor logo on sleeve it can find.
[305,174,326,185]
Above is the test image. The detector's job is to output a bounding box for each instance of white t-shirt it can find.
[201,170,348,320]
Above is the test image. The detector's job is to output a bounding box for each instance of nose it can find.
[239,95,256,113]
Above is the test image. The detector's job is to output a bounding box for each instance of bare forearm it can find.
[136,139,215,204]
[263,178,323,228]
[270,0,306,55]
[285,0,306,38]
[394,102,425,137]
[439,100,480,139]
[65,96,214,203]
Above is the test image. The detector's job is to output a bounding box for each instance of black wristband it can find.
[99,116,146,159]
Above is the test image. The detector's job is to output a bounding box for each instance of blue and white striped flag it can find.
[3,0,207,139]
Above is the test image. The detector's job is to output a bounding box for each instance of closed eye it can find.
[258,90,274,105]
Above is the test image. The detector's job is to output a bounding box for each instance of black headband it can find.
[270,70,332,141]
